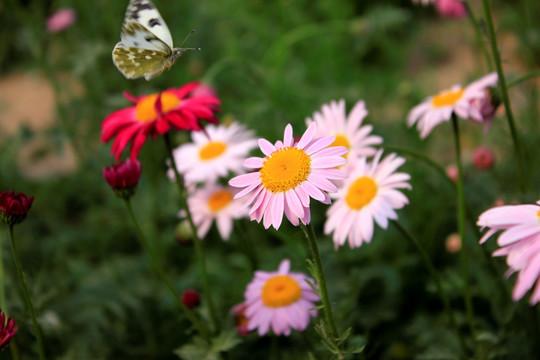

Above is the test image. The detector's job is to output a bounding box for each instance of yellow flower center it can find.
[260,147,311,193]
[431,88,464,108]
[135,92,181,123]
[262,275,302,308]
[537,210,540,221]
[346,176,378,210]
[331,134,350,149]
[199,141,227,161]
[208,189,233,212]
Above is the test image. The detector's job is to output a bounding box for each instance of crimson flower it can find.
[0,191,34,226]
[103,159,142,199]
[181,289,201,309]
[101,82,221,160]
[0,309,17,350]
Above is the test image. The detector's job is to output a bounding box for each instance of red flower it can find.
[103,159,142,199]
[0,191,34,226]
[473,146,495,170]
[0,309,17,350]
[101,82,221,160]
[181,289,201,309]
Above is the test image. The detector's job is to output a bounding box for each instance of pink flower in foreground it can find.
[325,150,411,248]
[305,99,383,162]
[473,147,495,170]
[47,8,76,33]
[0,309,17,350]
[477,201,540,305]
[101,82,220,160]
[229,123,347,229]
[436,0,466,19]
[243,259,319,336]
[407,73,498,138]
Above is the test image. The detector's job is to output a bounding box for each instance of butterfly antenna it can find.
[179,29,197,48]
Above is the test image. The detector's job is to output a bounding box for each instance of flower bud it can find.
[103,159,142,199]
[181,289,201,309]
[0,191,34,226]
[0,309,18,350]
[473,147,495,170]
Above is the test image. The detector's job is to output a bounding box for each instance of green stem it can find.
[481,0,526,194]
[7,226,45,360]
[123,199,209,339]
[507,70,540,88]
[392,221,469,355]
[234,221,259,271]
[463,1,494,71]
[1,230,21,360]
[163,134,220,333]
[451,114,476,340]
[300,224,339,341]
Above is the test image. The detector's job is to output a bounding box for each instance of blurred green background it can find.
[0,0,539,358]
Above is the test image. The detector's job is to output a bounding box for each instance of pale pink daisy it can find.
[325,150,411,248]
[305,99,383,162]
[229,123,347,230]
[184,183,247,240]
[243,259,319,336]
[170,122,258,185]
[407,72,499,138]
[477,201,540,305]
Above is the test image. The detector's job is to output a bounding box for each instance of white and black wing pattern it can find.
[124,0,173,49]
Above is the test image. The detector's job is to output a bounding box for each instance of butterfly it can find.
[112,0,199,80]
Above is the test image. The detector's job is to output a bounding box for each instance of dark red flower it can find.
[0,309,17,350]
[102,159,142,199]
[230,303,250,336]
[181,289,201,309]
[0,191,34,226]
[101,82,221,160]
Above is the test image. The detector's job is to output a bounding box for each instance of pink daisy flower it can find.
[229,123,347,230]
[325,150,411,248]
[407,73,498,138]
[243,259,319,336]
[101,82,220,160]
[477,201,540,305]
[184,183,248,240]
[170,122,258,185]
[305,99,383,162]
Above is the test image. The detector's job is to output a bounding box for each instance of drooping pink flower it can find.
[0,191,34,226]
[229,123,347,229]
[473,146,495,170]
[436,0,466,19]
[477,201,540,305]
[243,259,319,336]
[47,8,76,33]
[101,82,220,160]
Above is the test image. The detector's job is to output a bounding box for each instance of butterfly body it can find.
[112,0,194,80]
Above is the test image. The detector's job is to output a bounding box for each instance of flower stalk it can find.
[7,226,45,360]
[164,133,220,333]
[451,114,475,339]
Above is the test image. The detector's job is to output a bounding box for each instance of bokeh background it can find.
[0,0,539,358]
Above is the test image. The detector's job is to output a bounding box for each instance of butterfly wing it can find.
[124,0,173,49]
[112,42,171,80]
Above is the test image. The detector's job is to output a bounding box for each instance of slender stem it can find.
[1,230,21,360]
[123,199,210,339]
[507,70,540,88]
[451,114,475,340]
[163,134,220,333]
[300,224,339,340]
[7,226,45,360]
[481,0,525,194]
[463,1,493,71]
[392,221,469,354]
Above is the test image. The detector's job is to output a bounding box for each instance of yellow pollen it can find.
[208,189,233,212]
[346,176,378,210]
[199,141,227,161]
[431,88,464,108]
[537,210,540,221]
[135,92,180,123]
[260,147,311,193]
[262,275,302,308]
[331,134,350,149]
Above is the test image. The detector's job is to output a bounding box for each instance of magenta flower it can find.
[47,8,76,33]
[436,0,466,19]
[477,201,540,305]
[102,159,142,199]
[0,309,17,350]
[229,123,347,229]
[243,259,319,336]
[0,191,34,226]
